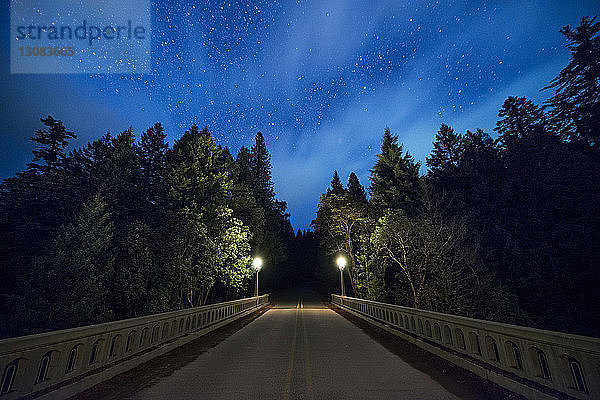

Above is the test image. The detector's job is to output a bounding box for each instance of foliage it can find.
[0,119,291,337]
[369,127,421,216]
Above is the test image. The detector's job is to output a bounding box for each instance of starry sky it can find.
[1,1,598,230]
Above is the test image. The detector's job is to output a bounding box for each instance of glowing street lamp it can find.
[253,257,263,297]
[337,256,347,296]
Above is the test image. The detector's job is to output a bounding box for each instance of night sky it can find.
[1,1,598,230]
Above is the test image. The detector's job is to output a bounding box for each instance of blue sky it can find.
[1,1,598,230]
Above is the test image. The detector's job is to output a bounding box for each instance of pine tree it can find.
[369,127,421,215]
[328,170,344,194]
[347,172,367,202]
[167,124,231,214]
[32,194,115,330]
[235,146,253,185]
[544,16,600,147]
[250,132,275,209]
[27,116,77,173]
[495,96,546,150]
[139,123,168,194]
[231,146,266,251]
[426,124,462,176]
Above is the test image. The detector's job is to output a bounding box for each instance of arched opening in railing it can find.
[504,341,522,370]
[89,339,102,365]
[171,320,177,335]
[485,336,500,362]
[443,326,453,346]
[36,351,52,383]
[455,328,465,349]
[567,356,587,393]
[468,332,481,355]
[433,323,442,341]
[126,331,136,353]
[65,345,79,373]
[152,325,160,343]
[179,319,185,333]
[417,319,424,334]
[533,348,552,380]
[139,327,148,348]
[425,321,432,337]
[1,359,19,395]
[162,322,169,339]
[410,317,416,331]
[109,335,121,358]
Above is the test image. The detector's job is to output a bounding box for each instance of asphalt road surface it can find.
[121,286,462,400]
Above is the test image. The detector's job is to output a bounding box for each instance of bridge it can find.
[1,287,598,400]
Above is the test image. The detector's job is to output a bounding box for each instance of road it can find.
[118,287,462,400]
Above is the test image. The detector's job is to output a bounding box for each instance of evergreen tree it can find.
[31,194,115,330]
[369,127,421,215]
[544,16,600,147]
[27,116,76,173]
[328,170,344,194]
[231,147,266,251]
[110,220,153,318]
[139,122,168,212]
[347,172,367,202]
[250,131,275,209]
[167,125,231,214]
[235,146,254,185]
[426,124,462,178]
[495,96,547,150]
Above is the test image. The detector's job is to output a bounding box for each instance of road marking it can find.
[301,306,314,400]
[283,306,299,400]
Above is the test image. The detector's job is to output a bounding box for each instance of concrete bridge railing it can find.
[332,294,600,400]
[0,295,269,400]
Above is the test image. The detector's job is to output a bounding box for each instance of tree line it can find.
[313,16,600,336]
[0,122,294,338]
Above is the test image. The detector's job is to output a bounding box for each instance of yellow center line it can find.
[283,300,300,400]
[301,305,314,400]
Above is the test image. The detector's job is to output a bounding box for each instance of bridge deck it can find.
[73,288,468,400]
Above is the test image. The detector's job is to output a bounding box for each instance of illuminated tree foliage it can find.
[313,17,600,335]
[0,122,290,337]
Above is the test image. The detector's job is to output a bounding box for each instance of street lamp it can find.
[253,257,263,297]
[337,256,347,296]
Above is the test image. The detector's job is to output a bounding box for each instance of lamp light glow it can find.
[337,256,347,270]
[253,257,263,271]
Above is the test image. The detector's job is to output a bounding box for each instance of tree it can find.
[230,147,266,251]
[250,132,275,209]
[27,116,76,173]
[347,172,367,202]
[370,189,524,322]
[369,127,421,215]
[328,171,345,194]
[167,125,231,215]
[426,124,462,191]
[165,125,254,306]
[139,122,168,214]
[110,220,153,318]
[495,96,547,150]
[30,194,115,330]
[313,189,372,296]
[544,16,600,147]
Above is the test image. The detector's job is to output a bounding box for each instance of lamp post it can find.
[253,257,263,297]
[337,256,347,296]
